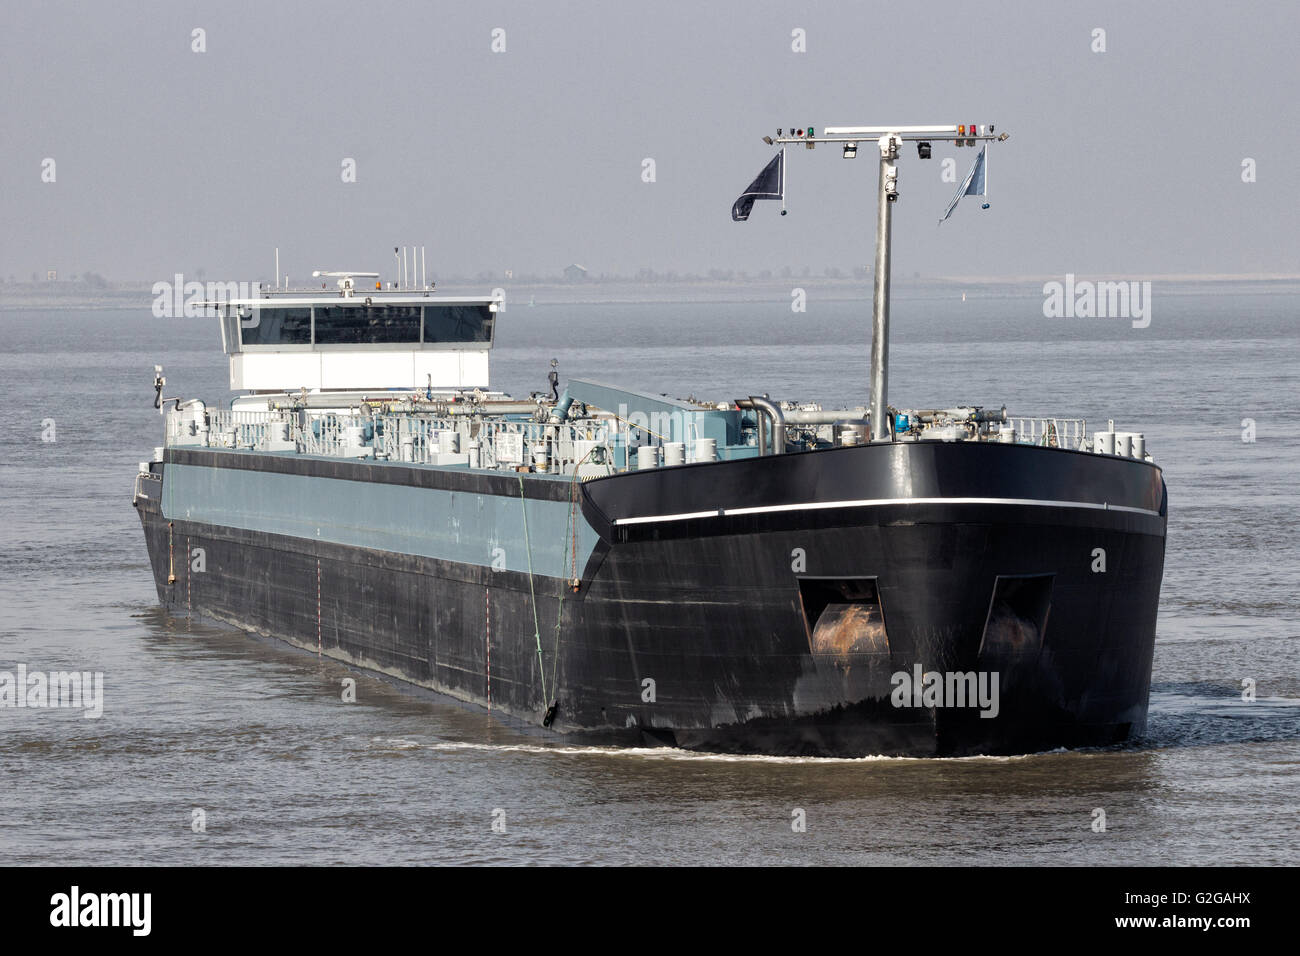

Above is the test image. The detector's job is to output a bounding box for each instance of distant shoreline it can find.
[3,273,1298,311]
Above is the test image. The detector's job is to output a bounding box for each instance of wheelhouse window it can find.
[234,301,495,348]
[314,305,423,345]
[239,307,311,346]
[423,305,494,344]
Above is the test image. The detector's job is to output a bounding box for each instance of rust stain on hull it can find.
[810,602,889,669]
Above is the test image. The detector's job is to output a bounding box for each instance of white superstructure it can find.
[215,287,502,393]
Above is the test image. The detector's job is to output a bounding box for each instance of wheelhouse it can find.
[217,292,501,392]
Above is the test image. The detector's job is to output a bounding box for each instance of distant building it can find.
[563,263,588,282]
[46,270,57,281]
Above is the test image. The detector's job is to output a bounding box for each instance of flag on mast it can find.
[939,145,987,224]
[731,148,786,221]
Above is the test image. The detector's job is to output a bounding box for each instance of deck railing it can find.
[164,406,1095,470]
[1007,417,1087,450]
[166,406,615,475]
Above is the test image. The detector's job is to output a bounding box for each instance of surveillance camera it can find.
[886,191,899,203]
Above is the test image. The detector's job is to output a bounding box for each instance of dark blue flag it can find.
[732,148,785,221]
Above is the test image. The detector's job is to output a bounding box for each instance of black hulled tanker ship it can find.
[134,126,1167,757]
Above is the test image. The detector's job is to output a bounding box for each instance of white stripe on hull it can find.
[612,496,1162,526]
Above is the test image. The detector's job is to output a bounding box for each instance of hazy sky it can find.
[3,1,1297,283]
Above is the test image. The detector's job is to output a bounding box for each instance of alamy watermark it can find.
[0,664,103,718]
[151,273,260,319]
[50,886,150,936]
[890,665,1000,718]
[1043,274,1151,328]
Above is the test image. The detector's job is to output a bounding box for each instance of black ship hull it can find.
[135,441,1166,757]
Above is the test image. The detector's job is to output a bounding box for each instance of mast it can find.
[870,135,896,442]
[769,124,1008,441]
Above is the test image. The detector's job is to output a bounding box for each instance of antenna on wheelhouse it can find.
[765,123,1009,441]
